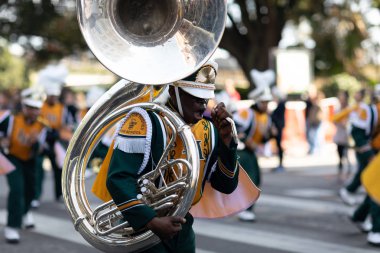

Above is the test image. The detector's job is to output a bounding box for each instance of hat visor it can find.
[46,91,60,96]
[22,99,43,108]
[180,86,215,99]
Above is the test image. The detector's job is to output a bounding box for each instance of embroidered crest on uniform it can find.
[119,113,147,138]
[114,107,152,174]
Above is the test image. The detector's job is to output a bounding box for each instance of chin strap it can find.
[174,86,184,117]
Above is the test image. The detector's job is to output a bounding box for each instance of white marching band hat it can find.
[173,60,218,99]
[37,63,68,96]
[21,87,45,108]
[248,69,275,102]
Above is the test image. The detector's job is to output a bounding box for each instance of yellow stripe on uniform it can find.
[118,200,143,211]
[217,159,236,178]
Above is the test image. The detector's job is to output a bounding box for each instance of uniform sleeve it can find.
[106,108,157,230]
[208,123,239,194]
[106,150,156,230]
[332,107,353,123]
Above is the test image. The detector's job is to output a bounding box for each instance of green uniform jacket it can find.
[106,107,238,231]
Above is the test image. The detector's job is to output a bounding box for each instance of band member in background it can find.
[339,89,372,206]
[270,87,286,173]
[354,84,380,247]
[1,88,47,243]
[30,63,75,206]
[60,86,79,127]
[234,86,273,222]
[38,82,75,203]
[92,61,250,253]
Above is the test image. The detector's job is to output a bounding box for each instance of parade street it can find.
[0,146,378,253]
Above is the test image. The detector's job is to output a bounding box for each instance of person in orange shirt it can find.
[0,88,47,243]
[38,83,76,202]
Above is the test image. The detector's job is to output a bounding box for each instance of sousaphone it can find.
[62,0,227,252]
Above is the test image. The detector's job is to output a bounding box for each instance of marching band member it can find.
[233,86,273,222]
[338,89,373,206]
[92,61,258,253]
[357,84,380,247]
[1,88,47,243]
[36,65,76,204]
[233,69,274,222]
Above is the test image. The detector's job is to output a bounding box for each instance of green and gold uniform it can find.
[38,101,74,200]
[360,102,380,234]
[0,112,46,228]
[105,107,238,253]
[233,105,271,187]
[345,102,374,193]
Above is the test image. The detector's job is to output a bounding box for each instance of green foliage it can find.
[0,1,85,67]
[33,13,85,65]
[321,73,362,98]
[0,47,27,89]
[320,81,339,98]
[372,0,380,8]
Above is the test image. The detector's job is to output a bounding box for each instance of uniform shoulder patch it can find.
[114,108,152,159]
[119,112,148,137]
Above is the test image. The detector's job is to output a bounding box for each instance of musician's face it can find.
[22,105,40,123]
[169,87,208,124]
[46,95,59,105]
[257,101,269,112]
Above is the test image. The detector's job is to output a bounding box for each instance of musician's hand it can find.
[146,216,186,240]
[211,102,233,147]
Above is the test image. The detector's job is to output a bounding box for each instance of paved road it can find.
[0,148,378,252]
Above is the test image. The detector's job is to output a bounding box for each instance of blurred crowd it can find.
[212,69,380,247]
[0,65,379,248]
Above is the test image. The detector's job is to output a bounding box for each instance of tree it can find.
[221,1,325,88]
[0,45,27,89]
[0,0,85,67]
[1,0,379,89]
[221,0,379,89]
